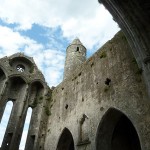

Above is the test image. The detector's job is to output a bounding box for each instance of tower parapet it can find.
[64,38,86,80]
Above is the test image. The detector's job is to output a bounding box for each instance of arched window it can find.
[19,107,32,150]
[0,101,13,146]
[76,47,79,52]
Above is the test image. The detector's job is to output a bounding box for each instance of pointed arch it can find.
[30,79,45,87]
[8,75,27,84]
[56,128,75,150]
[96,107,141,150]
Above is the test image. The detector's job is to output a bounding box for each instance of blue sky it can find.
[0,0,119,149]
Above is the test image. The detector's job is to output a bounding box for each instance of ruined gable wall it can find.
[44,31,150,150]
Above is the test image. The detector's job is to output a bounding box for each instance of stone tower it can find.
[63,38,86,80]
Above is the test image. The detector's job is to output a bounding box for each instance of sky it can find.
[0,0,119,149]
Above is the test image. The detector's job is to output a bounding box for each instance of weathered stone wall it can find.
[0,53,49,150]
[44,31,150,150]
[98,0,150,97]
[64,39,87,80]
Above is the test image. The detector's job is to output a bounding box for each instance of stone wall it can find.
[44,31,150,150]
[0,53,49,150]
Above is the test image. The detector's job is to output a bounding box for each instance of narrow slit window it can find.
[19,107,32,150]
[76,47,79,52]
[0,101,13,147]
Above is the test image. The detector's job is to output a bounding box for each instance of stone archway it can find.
[96,108,141,150]
[56,128,75,150]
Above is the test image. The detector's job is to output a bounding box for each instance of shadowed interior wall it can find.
[0,68,7,122]
[96,108,141,150]
[44,31,150,150]
[56,128,75,150]
[1,77,28,150]
[25,81,45,150]
[0,54,48,150]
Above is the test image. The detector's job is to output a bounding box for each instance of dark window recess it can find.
[105,78,111,85]
[5,133,13,148]
[65,104,68,109]
[76,47,79,52]
[82,98,84,102]
[30,135,35,149]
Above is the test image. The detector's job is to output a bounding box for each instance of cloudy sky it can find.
[0,0,119,149]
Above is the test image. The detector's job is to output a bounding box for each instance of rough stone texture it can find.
[0,31,150,150]
[64,38,86,80]
[44,31,150,150]
[0,53,50,150]
[98,0,150,97]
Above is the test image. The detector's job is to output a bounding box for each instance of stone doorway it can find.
[96,108,141,150]
[56,128,75,150]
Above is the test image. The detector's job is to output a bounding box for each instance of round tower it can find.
[64,38,86,80]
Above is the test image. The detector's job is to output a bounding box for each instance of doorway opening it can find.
[96,108,141,150]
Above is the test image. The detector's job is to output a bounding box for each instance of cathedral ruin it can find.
[0,0,150,150]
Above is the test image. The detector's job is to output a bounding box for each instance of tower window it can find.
[16,64,25,72]
[76,47,79,52]
[65,104,68,109]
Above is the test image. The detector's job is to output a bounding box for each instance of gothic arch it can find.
[8,75,27,84]
[56,128,75,150]
[96,108,141,150]
[30,79,45,88]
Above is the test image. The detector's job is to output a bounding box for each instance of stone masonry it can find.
[0,31,150,150]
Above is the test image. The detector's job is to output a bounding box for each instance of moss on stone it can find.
[45,106,51,116]
[100,51,107,59]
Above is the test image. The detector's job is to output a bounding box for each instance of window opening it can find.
[19,107,32,150]
[16,64,25,72]
[0,101,13,146]
[65,104,68,109]
[76,47,79,52]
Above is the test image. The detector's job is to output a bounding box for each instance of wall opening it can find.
[96,108,141,150]
[19,107,32,150]
[56,128,75,150]
[76,47,79,52]
[65,104,68,109]
[0,101,13,147]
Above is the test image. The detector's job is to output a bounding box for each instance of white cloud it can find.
[0,1,120,149]
[0,26,43,56]
[0,25,65,86]
[0,0,119,50]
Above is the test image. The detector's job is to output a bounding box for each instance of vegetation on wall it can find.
[99,51,107,59]
[45,106,51,116]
